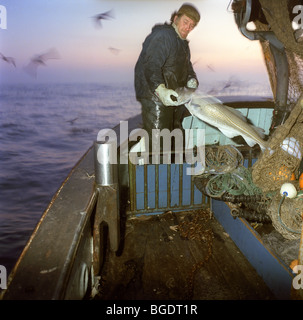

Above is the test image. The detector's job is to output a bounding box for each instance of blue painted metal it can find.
[135,165,145,210]
[212,199,294,300]
[128,162,208,216]
[147,165,156,209]
[170,164,180,207]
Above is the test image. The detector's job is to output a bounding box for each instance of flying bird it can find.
[24,48,60,78]
[222,81,232,90]
[92,10,114,28]
[0,52,16,67]
[206,64,215,72]
[108,47,121,55]
[220,76,240,91]
[66,117,79,125]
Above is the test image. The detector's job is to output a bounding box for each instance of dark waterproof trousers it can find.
[139,99,187,156]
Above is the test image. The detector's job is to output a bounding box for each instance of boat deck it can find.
[96,209,275,300]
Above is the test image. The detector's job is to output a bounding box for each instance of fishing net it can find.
[250,0,303,189]
[206,165,261,197]
[255,0,303,108]
[252,97,303,192]
[195,146,248,192]
[244,0,303,238]
[194,145,271,223]
[204,145,244,174]
[267,192,302,240]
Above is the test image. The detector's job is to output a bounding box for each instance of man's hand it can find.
[155,84,179,106]
[186,78,198,89]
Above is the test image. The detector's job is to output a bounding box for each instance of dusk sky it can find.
[0,0,270,86]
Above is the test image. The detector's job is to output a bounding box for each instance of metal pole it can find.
[93,141,120,275]
[94,141,118,186]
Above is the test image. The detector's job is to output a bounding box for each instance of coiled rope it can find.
[206,165,262,198]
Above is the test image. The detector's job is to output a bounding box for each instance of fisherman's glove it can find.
[186,78,198,89]
[155,84,179,106]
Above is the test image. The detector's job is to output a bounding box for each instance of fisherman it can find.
[134,3,200,153]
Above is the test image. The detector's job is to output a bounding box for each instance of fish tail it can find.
[251,124,266,139]
[260,140,269,152]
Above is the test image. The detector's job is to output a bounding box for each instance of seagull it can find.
[92,10,114,28]
[221,76,239,91]
[66,117,78,125]
[0,53,16,67]
[108,47,121,55]
[222,81,232,90]
[206,64,215,72]
[24,48,60,78]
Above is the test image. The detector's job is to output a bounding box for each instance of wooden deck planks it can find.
[97,210,275,300]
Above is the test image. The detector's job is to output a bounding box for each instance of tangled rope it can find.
[194,145,270,223]
[205,145,244,174]
[206,165,262,198]
[267,192,303,240]
[199,145,262,198]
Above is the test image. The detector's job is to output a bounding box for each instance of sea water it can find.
[0,82,141,274]
[0,81,272,274]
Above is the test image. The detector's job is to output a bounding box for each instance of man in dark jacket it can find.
[134,3,200,154]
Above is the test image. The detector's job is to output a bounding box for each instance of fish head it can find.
[175,87,195,105]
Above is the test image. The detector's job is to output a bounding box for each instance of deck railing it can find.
[127,155,210,216]
[127,146,258,216]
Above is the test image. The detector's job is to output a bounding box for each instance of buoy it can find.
[290,259,298,271]
[299,173,303,189]
[269,166,295,181]
[280,182,297,199]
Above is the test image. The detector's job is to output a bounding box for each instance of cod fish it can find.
[176,89,267,151]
